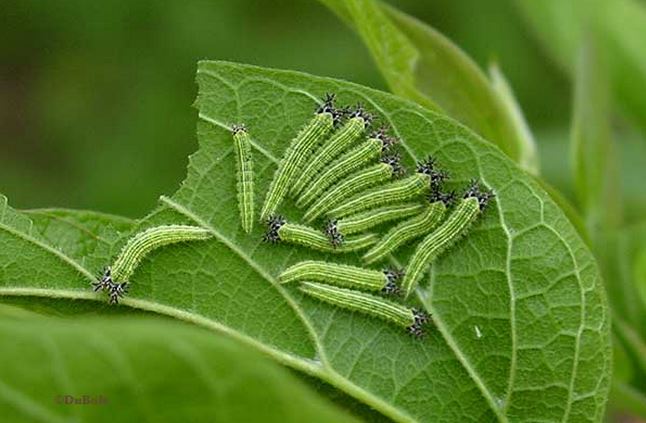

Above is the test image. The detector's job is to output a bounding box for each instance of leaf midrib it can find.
[1,205,416,423]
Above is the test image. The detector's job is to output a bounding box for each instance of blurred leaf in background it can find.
[0,311,357,423]
[515,0,646,223]
[515,0,646,135]
[320,0,540,173]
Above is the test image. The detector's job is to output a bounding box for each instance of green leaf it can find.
[0,62,611,421]
[515,0,646,135]
[23,208,135,270]
[0,195,94,292]
[0,312,356,423]
[320,0,539,174]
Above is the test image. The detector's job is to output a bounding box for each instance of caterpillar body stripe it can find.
[363,193,454,264]
[291,107,371,197]
[299,282,430,337]
[302,155,403,223]
[326,157,446,219]
[296,128,397,208]
[326,203,423,238]
[263,216,377,253]
[232,124,255,233]
[260,94,339,221]
[280,260,403,295]
[92,225,212,304]
[400,181,494,298]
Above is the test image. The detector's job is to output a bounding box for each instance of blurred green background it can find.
[3,0,642,220]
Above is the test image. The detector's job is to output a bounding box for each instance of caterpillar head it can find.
[92,267,113,292]
[324,219,345,247]
[316,93,343,125]
[416,156,448,188]
[371,126,398,151]
[348,103,374,128]
[108,282,129,305]
[381,153,405,177]
[412,308,430,325]
[263,215,286,243]
[231,123,247,135]
[428,188,456,207]
[407,308,431,338]
[381,268,404,296]
[416,156,436,175]
[464,180,495,211]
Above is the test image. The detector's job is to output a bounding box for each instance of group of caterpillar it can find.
[253,94,493,338]
[89,94,494,341]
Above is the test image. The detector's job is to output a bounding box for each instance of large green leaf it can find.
[319,0,539,174]
[0,311,356,423]
[23,208,135,271]
[0,62,611,421]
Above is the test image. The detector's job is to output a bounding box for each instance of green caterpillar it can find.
[92,225,212,304]
[302,155,403,223]
[326,157,445,219]
[362,191,454,264]
[296,128,397,208]
[260,94,339,221]
[400,181,494,298]
[299,282,430,337]
[326,202,423,237]
[232,124,255,233]
[290,106,371,197]
[263,215,377,253]
[280,260,403,295]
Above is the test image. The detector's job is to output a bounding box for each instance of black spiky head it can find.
[348,103,373,127]
[92,267,113,292]
[263,215,286,243]
[317,93,343,125]
[463,179,495,211]
[381,280,401,296]
[412,308,430,325]
[429,169,449,188]
[325,219,338,237]
[416,156,436,175]
[407,324,426,338]
[231,123,247,134]
[381,268,403,296]
[108,282,129,305]
[317,93,336,113]
[324,219,344,247]
[383,267,404,284]
[428,188,456,206]
[406,308,431,338]
[417,156,449,189]
[381,153,405,176]
[371,126,398,151]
